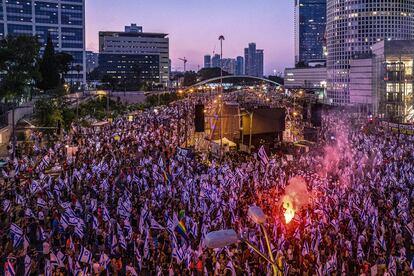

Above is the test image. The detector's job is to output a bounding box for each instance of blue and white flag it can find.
[30,180,41,195]
[226,260,236,276]
[92,216,99,230]
[99,253,110,269]
[37,198,48,209]
[9,223,23,248]
[24,255,31,276]
[90,199,97,212]
[388,256,397,276]
[44,260,52,276]
[15,194,25,206]
[150,218,165,230]
[78,246,92,264]
[258,146,269,166]
[3,200,11,213]
[102,206,110,222]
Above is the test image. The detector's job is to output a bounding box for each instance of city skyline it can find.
[85,0,293,75]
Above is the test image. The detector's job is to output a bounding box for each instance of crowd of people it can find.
[1,93,414,275]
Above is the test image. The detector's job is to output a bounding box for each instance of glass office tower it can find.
[0,0,86,86]
[294,0,327,65]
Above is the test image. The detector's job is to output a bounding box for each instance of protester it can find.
[1,94,414,276]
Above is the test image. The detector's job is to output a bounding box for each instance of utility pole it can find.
[219,35,225,156]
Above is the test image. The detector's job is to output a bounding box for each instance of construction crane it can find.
[179,57,188,72]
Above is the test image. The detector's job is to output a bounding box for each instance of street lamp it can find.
[218,35,225,156]
[205,206,282,275]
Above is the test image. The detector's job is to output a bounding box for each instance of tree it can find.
[38,34,60,91]
[183,71,197,87]
[55,52,74,83]
[268,75,284,85]
[197,67,229,82]
[0,35,40,158]
[101,74,118,92]
[0,35,40,101]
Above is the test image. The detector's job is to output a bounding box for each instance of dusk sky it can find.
[86,0,294,75]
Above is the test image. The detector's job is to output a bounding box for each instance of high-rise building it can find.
[204,55,211,68]
[236,56,244,75]
[212,54,221,68]
[326,0,414,105]
[221,58,236,75]
[244,43,264,77]
[86,51,99,74]
[99,25,169,87]
[256,50,264,78]
[294,0,326,65]
[0,0,86,85]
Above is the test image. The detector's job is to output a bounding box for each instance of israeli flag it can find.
[30,180,41,195]
[258,145,269,166]
[3,200,11,213]
[92,216,99,230]
[25,208,34,218]
[99,253,110,269]
[102,206,110,222]
[10,223,23,247]
[78,246,92,264]
[24,255,31,276]
[75,223,84,239]
[15,194,25,206]
[90,199,97,212]
[37,198,48,209]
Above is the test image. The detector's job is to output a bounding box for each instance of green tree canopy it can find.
[0,35,40,101]
[55,52,74,82]
[38,34,60,91]
[183,71,197,87]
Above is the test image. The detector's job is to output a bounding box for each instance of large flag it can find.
[258,146,269,166]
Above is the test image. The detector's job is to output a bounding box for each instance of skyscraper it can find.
[244,43,264,77]
[212,54,221,68]
[326,0,414,105]
[221,58,236,74]
[204,55,211,68]
[236,56,244,75]
[256,50,264,78]
[294,0,326,65]
[0,0,86,85]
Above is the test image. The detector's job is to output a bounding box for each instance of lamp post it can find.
[218,35,225,156]
[205,205,281,275]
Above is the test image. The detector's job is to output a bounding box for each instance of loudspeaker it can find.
[311,104,322,127]
[194,104,205,132]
